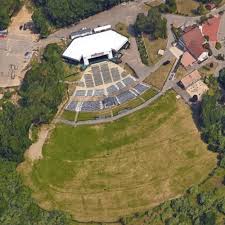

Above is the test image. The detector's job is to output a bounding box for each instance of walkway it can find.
[56,92,163,126]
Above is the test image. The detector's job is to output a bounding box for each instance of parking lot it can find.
[0,6,37,87]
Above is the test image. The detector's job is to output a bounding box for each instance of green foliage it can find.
[121,182,225,225]
[159,0,177,13]
[196,3,206,15]
[0,158,70,225]
[32,8,50,37]
[197,0,222,5]
[136,36,149,65]
[0,44,65,163]
[218,68,225,87]
[134,7,167,39]
[32,0,131,34]
[0,43,69,224]
[215,42,222,50]
[0,0,21,30]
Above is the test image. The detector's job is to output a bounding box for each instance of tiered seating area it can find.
[75,90,86,96]
[84,74,95,88]
[65,63,153,113]
[81,101,103,112]
[133,83,149,94]
[116,90,137,104]
[92,65,103,86]
[103,97,118,108]
[101,63,112,84]
[116,81,125,90]
[122,76,136,86]
[66,101,78,111]
[107,85,119,95]
[93,89,105,96]
[86,90,94,96]
[111,67,121,82]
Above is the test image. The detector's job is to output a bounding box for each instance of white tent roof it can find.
[63,30,128,61]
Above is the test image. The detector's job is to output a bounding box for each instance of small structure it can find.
[70,28,93,40]
[180,70,201,89]
[158,49,165,56]
[179,26,208,62]
[93,25,111,33]
[181,51,196,68]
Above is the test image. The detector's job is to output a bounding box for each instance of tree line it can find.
[0,0,21,30]
[32,0,131,37]
[0,44,71,224]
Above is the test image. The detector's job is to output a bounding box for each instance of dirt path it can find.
[25,125,50,161]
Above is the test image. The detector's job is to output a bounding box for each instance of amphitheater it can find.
[66,61,152,112]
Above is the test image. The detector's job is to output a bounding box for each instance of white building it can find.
[63,29,128,66]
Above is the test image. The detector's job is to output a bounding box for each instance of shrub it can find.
[215,42,222,50]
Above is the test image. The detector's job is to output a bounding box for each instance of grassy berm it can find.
[21,92,216,222]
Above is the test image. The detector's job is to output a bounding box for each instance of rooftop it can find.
[63,30,128,62]
[180,70,201,89]
[182,26,206,59]
[181,51,196,68]
[202,15,221,42]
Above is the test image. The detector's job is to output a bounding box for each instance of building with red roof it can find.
[202,15,221,43]
[180,26,208,62]
[181,51,196,68]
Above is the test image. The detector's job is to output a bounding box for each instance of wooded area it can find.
[32,0,131,37]
[0,0,21,30]
[0,44,69,224]
[134,7,167,39]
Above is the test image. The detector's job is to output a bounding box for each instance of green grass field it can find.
[142,37,167,65]
[176,0,200,15]
[144,59,176,90]
[21,92,216,222]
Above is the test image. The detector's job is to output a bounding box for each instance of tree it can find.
[32,9,50,37]
[32,0,131,35]
[134,7,167,39]
[218,68,225,87]
[215,42,222,50]
[0,0,21,30]
[165,0,177,13]
[196,3,206,15]
[0,158,71,224]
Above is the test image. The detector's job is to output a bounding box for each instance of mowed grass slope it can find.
[26,92,216,222]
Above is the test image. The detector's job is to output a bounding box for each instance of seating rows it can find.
[67,83,150,112]
[81,101,103,112]
[116,90,137,104]
[133,83,149,94]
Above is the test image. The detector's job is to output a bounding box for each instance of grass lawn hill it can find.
[143,36,167,65]
[144,58,176,90]
[176,65,188,81]
[199,62,219,78]
[20,92,216,222]
[115,22,130,38]
[176,0,200,15]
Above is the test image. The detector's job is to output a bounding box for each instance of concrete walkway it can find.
[56,91,163,126]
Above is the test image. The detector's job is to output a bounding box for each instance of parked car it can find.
[163,60,170,66]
